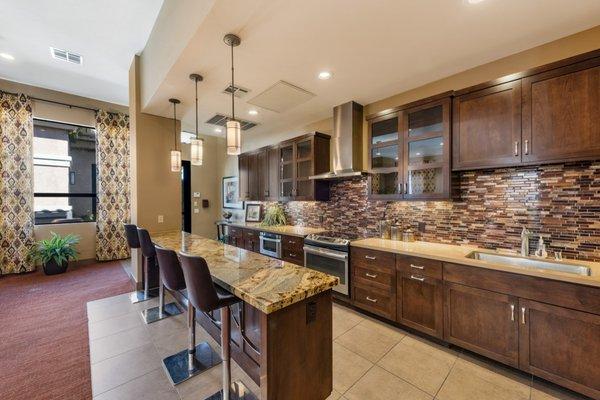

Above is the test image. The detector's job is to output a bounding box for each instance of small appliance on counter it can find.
[259,231,281,258]
[402,229,416,242]
[379,220,391,239]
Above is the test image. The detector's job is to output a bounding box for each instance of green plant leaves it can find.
[27,231,80,266]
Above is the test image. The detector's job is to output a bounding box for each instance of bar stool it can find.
[137,228,182,323]
[124,224,157,303]
[179,253,256,400]
[156,246,221,385]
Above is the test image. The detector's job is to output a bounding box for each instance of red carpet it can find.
[0,261,134,400]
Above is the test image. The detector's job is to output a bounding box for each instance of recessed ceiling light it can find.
[0,53,15,61]
[248,109,258,115]
[214,128,222,133]
[318,71,332,80]
[466,0,485,4]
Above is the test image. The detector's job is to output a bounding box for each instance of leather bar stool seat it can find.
[157,246,221,385]
[137,229,182,323]
[124,224,157,303]
[179,253,256,400]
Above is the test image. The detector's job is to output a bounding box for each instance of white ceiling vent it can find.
[222,84,250,98]
[248,81,315,113]
[50,47,83,65]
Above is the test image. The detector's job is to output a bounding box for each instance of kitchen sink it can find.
[465,251,591,276]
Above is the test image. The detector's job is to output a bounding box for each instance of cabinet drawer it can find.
[397,256,442,279]
[282,249,304,266]
[353,284,395,320]
[351,247,395,270]
[282,235,303,251]
[353,265,394,292]
[228,226,243,238]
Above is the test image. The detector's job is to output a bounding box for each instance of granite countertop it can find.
[217,221,326,237]
[351,238,600,288]
[152,231,339,314]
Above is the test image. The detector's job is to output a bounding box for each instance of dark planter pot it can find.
[43,260,68,275]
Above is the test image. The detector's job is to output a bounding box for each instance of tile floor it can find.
[87,294,589,400]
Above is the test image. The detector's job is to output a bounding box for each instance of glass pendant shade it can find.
[226,120,241,155]
[190,138,204,166]
[170,150,182,172]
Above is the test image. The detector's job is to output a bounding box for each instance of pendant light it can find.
[169,98,182,172]
[189,73,204,166]
[224,33,241,156]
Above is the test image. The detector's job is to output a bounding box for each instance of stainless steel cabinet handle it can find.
[365,272,378,278]
[524,140,529,155]
[410,275,425,282]
[365,255,377,260]
[289,253,296,257]
[366,296,378,303]
[405,182,408,194]
[514,141,519,156]
[410,264,424,270]
[288,240,295,244]
[510,304,515,321]
[398,182,403,194]
[521,307,526,324]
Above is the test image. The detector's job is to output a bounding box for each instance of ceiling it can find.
[0,0,163,105]
[142,0,600,142]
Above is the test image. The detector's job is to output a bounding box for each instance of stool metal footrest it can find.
[141,302,183,324]
[129,288,159,304]
[205,381,257,400]
[162,342,221,386]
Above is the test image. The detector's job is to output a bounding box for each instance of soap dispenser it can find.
[535,236,548,258]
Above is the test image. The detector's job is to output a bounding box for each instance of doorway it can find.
[181,160,191,233]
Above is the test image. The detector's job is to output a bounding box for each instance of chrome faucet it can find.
[520,227,531,257]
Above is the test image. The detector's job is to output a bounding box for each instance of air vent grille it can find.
[50,47,83,65]
[205,114,257,131]
[222,85,250,98]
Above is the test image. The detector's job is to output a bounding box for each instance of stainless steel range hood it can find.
[309,101,367,180]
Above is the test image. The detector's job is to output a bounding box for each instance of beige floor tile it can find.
[87,293,134,310]
[88,310,144,340]
[378,335,458,396]
[87,300,136,323]
[530,378,590,400]
[335,318,405,363]
[436,357,531,400]
[327,389,343,399]
[93,369,179,400]
[91,343,162,396]
[90,326,152,364]
[151,324,219,359]
[359,316,407,339]
[332,342,373,394]
[332,304,364,339]
[178,363,260,399]
[144,312,189,341]
[345,366,432,400]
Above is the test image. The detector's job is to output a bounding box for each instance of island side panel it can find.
[260,290,333,400]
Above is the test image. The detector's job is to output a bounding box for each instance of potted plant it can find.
[260,204,287,227]
[28,232,80,275]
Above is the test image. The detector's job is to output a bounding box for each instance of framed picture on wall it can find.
[222,176,244,209]
[245,203,262,222]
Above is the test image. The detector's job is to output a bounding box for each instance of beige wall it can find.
[0,78,127,261]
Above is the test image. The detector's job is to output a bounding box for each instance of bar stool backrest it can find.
[155,246,186,291]
[179,253,220,313]
[137,228,157,259]
[124,224,140,249]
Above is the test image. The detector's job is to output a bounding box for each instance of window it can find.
[33,119,96,225]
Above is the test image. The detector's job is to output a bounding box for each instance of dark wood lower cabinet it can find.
[444,282,519,367]
[397,273,443,339]
[519,299,600,399]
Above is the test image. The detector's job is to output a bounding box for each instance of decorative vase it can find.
[43,260,68,275]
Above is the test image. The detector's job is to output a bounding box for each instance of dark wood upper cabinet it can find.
[238,154,250,201]
[265,146,279,201]
[522,58,600,164]
[238,145,279,202]
[452,80,522,170]
[367,96,451,200]
[444,281,519,367]
[518,299,600,399]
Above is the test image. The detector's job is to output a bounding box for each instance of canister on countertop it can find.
[391,225,402,241]
[379,220,391,239]
[402,229,415,242]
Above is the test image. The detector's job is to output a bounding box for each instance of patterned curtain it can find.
[0,93,35,274]
[95,110,130,261]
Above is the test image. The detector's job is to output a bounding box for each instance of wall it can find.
[0,78,127,261]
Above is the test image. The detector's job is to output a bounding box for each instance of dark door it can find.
[397,274,443,338]
[444,282,519,367]
[452,80,522,170]
[522,58,600,164]
[181,160,191,233]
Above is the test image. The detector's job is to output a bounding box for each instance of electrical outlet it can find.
[158,215,164,223]
[194,208,199,214]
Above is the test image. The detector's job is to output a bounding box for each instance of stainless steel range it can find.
[304,232,356,296]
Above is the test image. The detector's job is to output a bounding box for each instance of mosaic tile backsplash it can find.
[261,161,600,261]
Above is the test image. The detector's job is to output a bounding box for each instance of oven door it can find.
[260,236,281,258]
[303,245,349,295]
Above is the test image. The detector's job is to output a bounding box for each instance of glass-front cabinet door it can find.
[402,98,451,199]
[294,138,314,200]
[368,114,402,199]
[279,143,294,200]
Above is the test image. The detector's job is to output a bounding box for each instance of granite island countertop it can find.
[217,221,326,237]
[152,231,339,314]
[351,238,600,288]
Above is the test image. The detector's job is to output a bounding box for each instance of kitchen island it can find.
[152,231,339,400]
